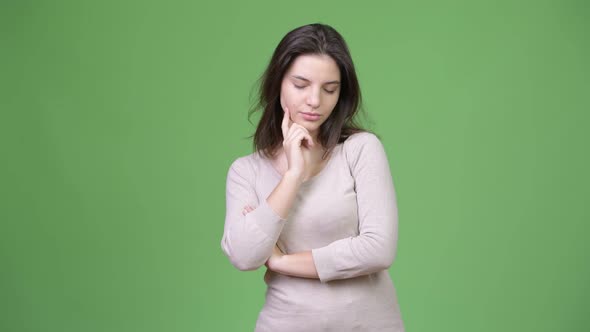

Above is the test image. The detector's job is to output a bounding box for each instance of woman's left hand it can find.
[242,205,255,216]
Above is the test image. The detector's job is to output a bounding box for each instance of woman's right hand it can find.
[281,107,314,182]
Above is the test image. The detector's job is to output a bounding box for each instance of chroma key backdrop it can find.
[1,1,588,331]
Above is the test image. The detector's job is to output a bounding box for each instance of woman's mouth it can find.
[300,112,321,121]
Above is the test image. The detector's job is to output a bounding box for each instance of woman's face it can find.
[280,53,341,138]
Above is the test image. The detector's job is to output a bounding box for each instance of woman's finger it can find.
[286,123,314,147]
[288,126,314,148]
[284,125,304,141]
[284,127,307,146]
[281,107,292,139]
[286,131,313,150]
[242,205,255,216]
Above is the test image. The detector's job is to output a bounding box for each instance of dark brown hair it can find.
[248,23,370,159]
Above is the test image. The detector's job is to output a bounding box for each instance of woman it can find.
[221,23,405,331]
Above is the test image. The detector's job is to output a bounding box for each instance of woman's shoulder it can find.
[342,131,384,153]
[227,150,266,179]
[340,131,393,175]
[340,130,390,166]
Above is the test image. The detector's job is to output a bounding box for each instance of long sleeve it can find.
[221,157,287,271]
[311,133,399,282]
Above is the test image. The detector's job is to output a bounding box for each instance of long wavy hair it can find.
[248,23,371,159]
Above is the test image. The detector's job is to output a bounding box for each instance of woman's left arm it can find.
[311,133,399,282]
[261,133,399,282]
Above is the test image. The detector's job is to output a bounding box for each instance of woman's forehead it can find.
[286,54,340,82]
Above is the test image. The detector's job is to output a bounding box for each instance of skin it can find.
[243,53,342,279]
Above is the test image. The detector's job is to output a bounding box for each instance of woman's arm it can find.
[236,205,319,279]
[265,246,319,279]
[221,109,313,272]
[311,133,399,282]
[262,133,399,282]
[222,161,306,271]
[221,158,288,271]
[266,171,304,219]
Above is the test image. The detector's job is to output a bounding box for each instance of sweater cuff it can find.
[246,199,287,239]
[311,245,336,283]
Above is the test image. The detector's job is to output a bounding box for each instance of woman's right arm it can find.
[221,160,303,271]
[221,107,310,271]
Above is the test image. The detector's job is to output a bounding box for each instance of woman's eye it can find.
[293,84,336,94]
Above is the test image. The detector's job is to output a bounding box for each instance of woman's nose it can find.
[306,88,321,108]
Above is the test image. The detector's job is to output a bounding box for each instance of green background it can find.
[2,0,588,331]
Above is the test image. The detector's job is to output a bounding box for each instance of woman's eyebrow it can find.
[291,75,340,85]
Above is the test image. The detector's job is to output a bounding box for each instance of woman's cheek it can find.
[281,89,295,109]
[280,93,290,111]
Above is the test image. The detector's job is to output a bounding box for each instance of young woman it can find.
[221,23,405,331]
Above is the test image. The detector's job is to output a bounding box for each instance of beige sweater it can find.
[221,132,405,331]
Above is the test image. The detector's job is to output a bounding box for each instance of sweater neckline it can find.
[261,144,341,186]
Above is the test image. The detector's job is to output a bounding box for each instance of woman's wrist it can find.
[268,251,319,279]
[267,251,286,272]
[283,169,305,185]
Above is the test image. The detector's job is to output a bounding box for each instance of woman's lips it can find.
[300,112,321,121]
